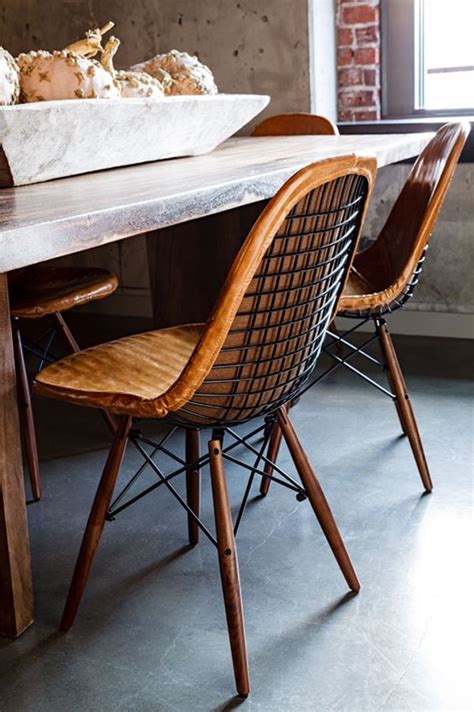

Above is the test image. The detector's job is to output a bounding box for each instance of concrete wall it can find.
[1,0,312,123]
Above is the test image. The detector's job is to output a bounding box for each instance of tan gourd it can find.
[100,37,165,99]
[0,47,20,105]
[132,49,218,96]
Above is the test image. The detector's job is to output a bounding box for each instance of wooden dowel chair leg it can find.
[277,407,360,593]
[61,415,132,632]
[52,312,117,435]
[12,321,41,502]
[259,421,283,497]
[376,320,433,493]
[386,369,408,436]
[185,429,200,546]
[376,319,407,436]
[208,439,250,698]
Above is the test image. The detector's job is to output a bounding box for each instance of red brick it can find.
[354,47,379,64]
[338,88,378,108]
[340,0,379,3]
[355,24,379,45]
[342,5,377,25]
[338,67,363,87]
[337,47,354,66]
[338,109,354,122]
[363,68,379,86]
[353,109,380,120]
[337,27,354,46]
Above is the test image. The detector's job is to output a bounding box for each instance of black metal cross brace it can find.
[105,418,307,548]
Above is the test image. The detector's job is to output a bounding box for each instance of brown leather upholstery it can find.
[35,156,376,421]
[339,122,470,314]
[9,266,119,318]
[34,325,204,413]
[252,113,339,137]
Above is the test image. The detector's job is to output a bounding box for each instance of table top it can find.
[0,133,433,272]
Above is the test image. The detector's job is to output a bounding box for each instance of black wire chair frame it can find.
[107,170,372,523]
[48,158,376,697]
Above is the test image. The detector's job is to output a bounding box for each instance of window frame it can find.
[382,0,474,118]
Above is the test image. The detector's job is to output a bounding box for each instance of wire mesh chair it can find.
[252,112,339,493]
[34,155,376,697]
[9,265,118,501]
[260,122,470,498]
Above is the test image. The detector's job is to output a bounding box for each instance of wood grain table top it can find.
[0,133,433,272]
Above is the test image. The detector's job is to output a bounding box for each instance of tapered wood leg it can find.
[376,320,433,493]
[208,439,250,698]
[0,273,33,636]
[259,422,283,497]
[185,429,200,546]
[376,319,407,436]
[12,321,41,502]
[61,415,132,632]
[385,367,408,436]
[53,312,117,435]
[277,407,360,592]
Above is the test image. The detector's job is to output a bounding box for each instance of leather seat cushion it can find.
[9,266,118,319]
[338,267,380,313]
[34,324,205,414]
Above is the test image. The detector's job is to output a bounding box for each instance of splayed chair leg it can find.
[259,421,283,497]
[208,439,250,698]
[277,407,360,592]
[12,320,41,502]
[185,428,200,546]
[376,319,432,493]
[61,415,132,631]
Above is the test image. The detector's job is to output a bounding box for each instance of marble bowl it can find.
[0,93,270,187]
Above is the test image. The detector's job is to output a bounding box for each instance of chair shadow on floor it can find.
[60,543,194,626]
[211,592,358,711]
[0,545,193,687]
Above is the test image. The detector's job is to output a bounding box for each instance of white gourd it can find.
[132,50,218,96]
[0,47,20,105]
[100,37,166,99]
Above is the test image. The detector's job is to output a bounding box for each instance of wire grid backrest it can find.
[350,122,470,303]
[172,168,371,427]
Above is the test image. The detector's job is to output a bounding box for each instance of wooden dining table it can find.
[0,132,433,637]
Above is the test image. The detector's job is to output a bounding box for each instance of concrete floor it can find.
[0,331,472,712]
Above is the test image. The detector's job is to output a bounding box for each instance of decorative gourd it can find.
[16,22,120,102]
[132,50,218,96]
[0,47,20,105]
[100,37,165,99]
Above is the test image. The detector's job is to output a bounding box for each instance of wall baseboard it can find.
[336,311,474,339]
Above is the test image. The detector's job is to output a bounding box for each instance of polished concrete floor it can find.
[0,330,472,712]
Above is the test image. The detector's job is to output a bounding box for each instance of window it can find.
[382,0,474,117]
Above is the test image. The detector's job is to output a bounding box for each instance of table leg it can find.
[0,273,33,636]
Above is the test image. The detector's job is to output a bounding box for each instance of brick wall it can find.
[336,0,382,121]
